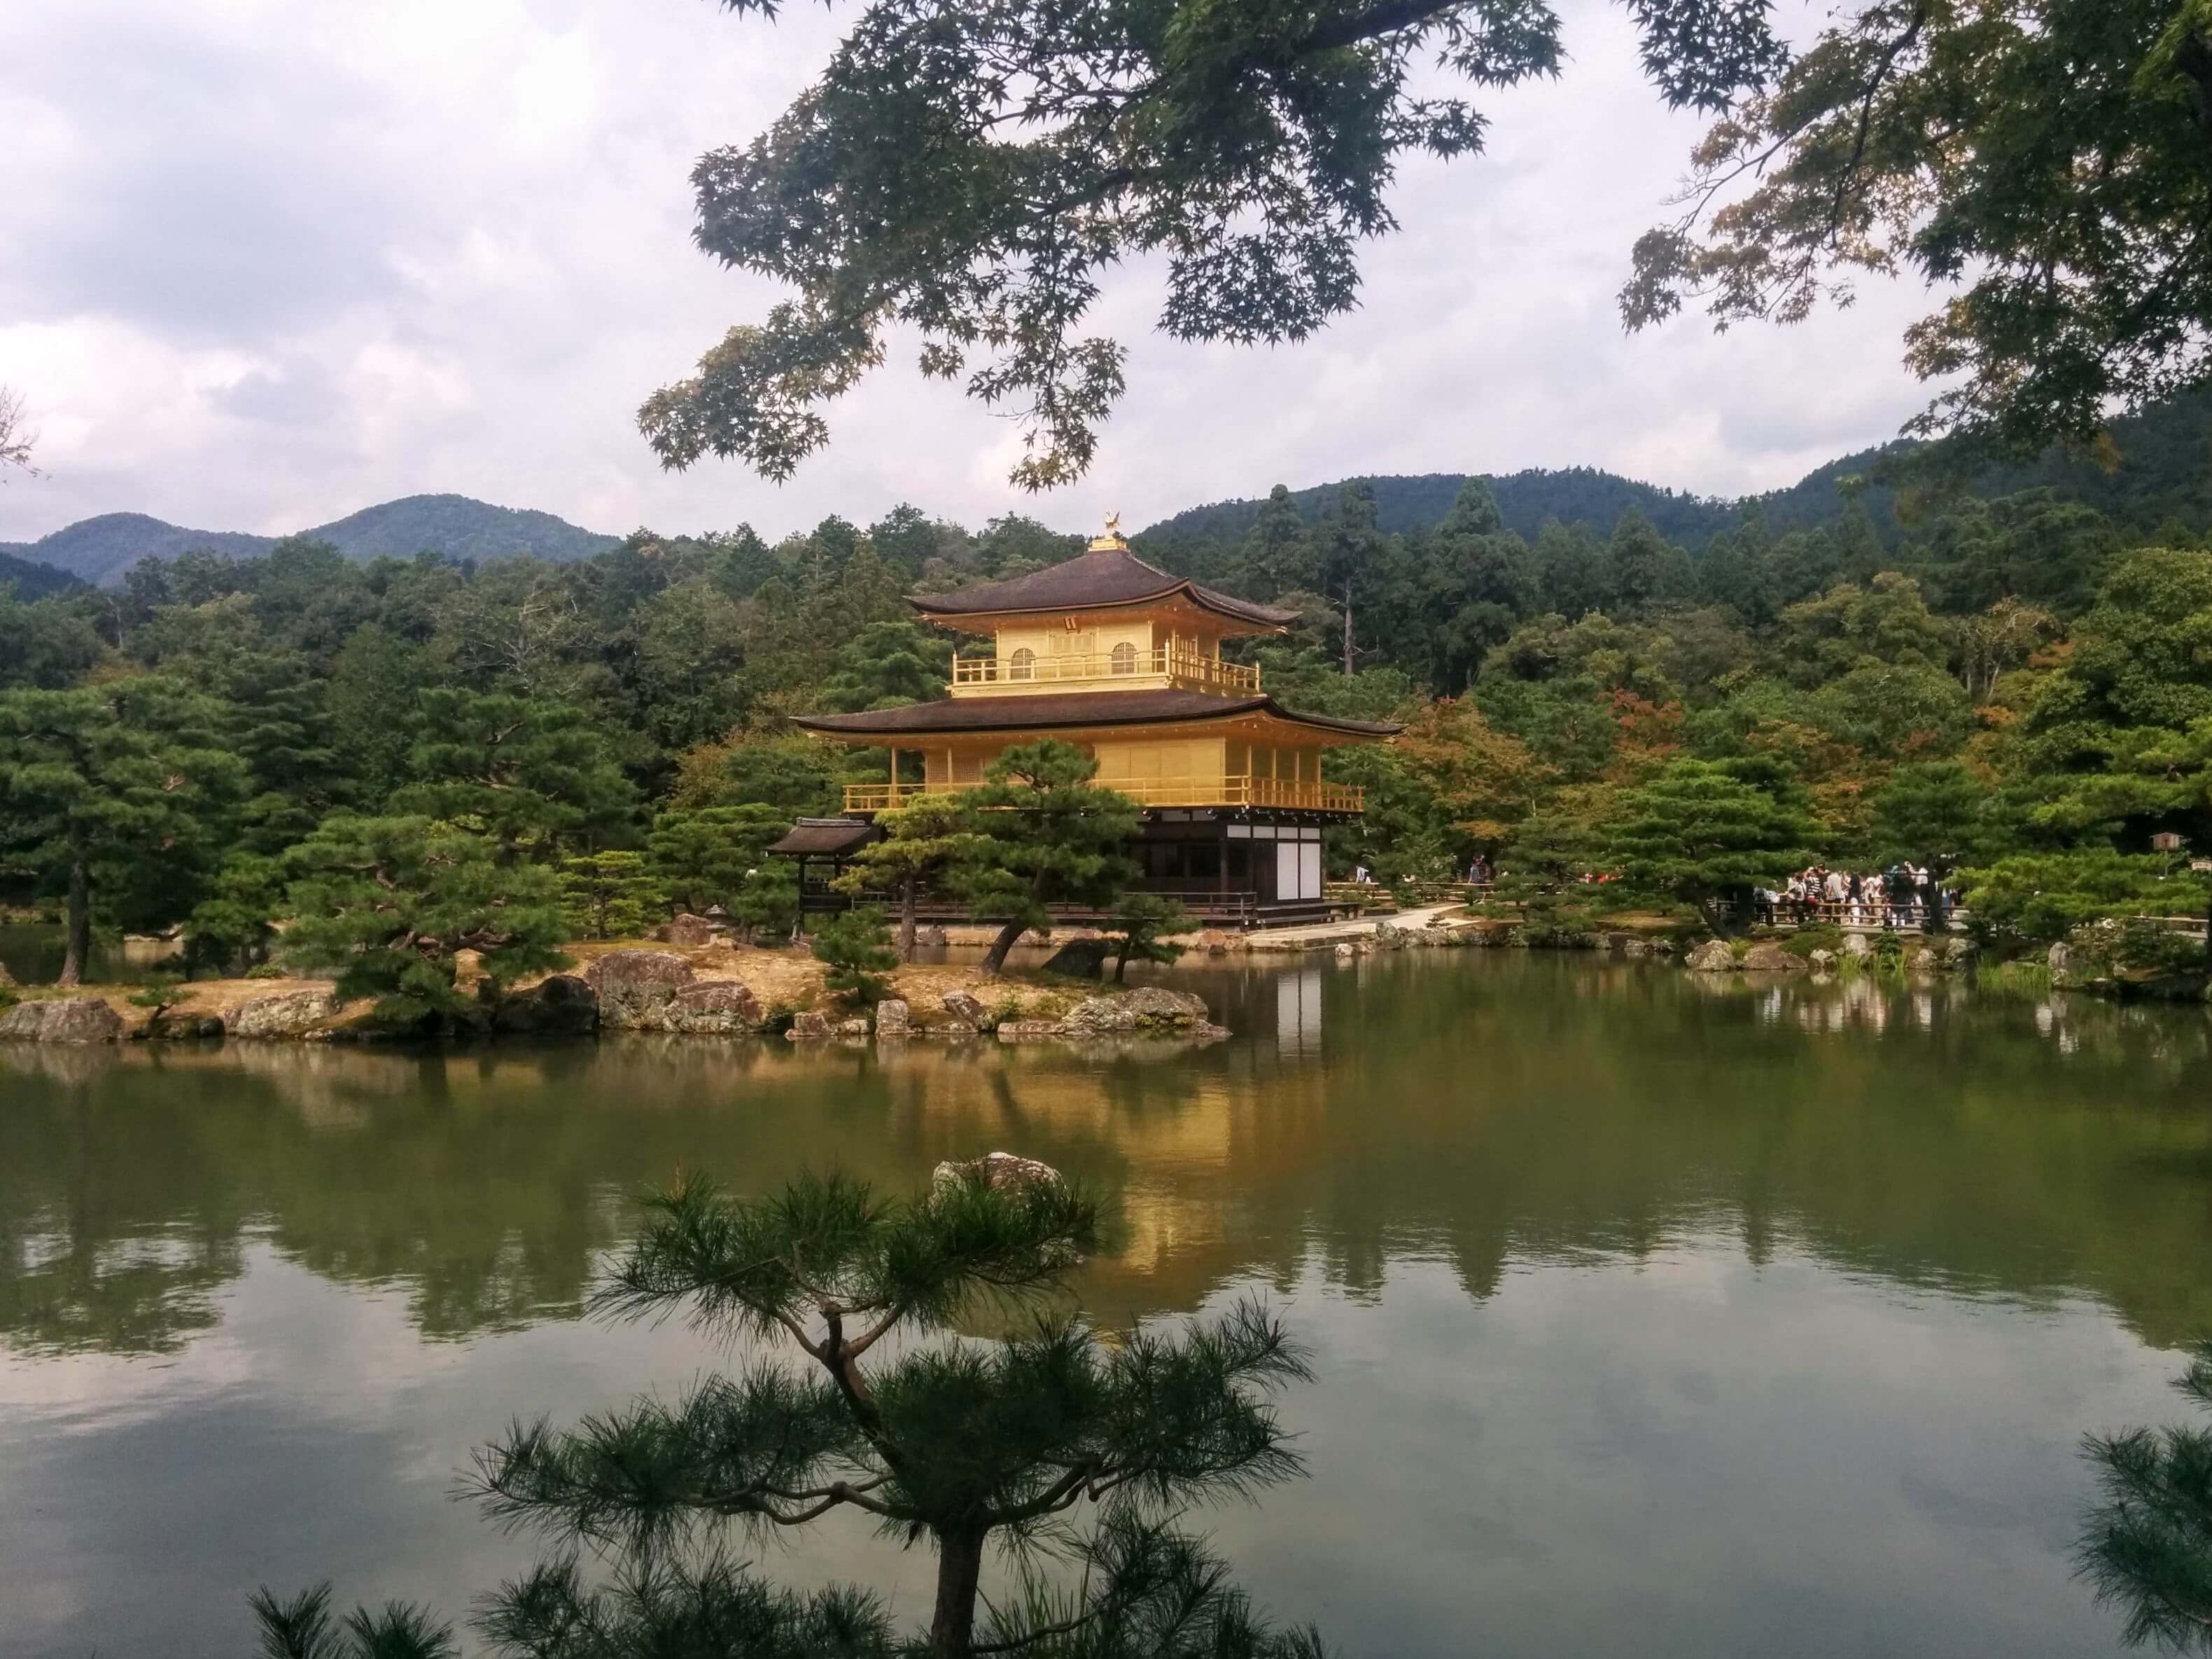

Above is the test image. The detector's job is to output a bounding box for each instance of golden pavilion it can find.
[782,517,1399,925]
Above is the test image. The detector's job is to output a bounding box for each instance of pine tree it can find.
[953,741,1141,974]
[811,906,899,1004]
[397,690,638,862]
[0,678,248,984]
[1106,892,1192,983]
[255,1168,1324,1659]
[647,804,790,914]
[559,850,667,941]
[2079,1340,2212,1654]
[834,793,986,959]
[280,815,571,1022]
[1609,759,1816,932]
[732,858,802,945]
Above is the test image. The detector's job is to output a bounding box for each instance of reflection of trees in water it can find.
[3,958,2211,1357]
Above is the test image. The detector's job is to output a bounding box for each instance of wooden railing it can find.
[842,776,1362,813]
[951,650,1259,694]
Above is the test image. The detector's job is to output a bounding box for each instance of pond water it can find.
[5,953,2212,1658]
[0,924,180,987]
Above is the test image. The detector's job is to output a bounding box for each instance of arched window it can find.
[1110,641,1137,674]
[1009,648,1035,681]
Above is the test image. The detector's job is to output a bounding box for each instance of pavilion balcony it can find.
[948,649,1259,696]
[841,776,1362,814]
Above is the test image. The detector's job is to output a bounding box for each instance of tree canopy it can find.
[640,0,1783,489]
[1624,0,2212,468]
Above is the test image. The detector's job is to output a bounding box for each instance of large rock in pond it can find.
[1808,948,1837,973]
[1041,937,1113,979]
[1740,943,1805,974]
[1685,939,1737,972]
[1060,986,1215,1037]
[584,950,695,1028]
[226,988,339,1039]
[941,990,986,1023]
[0,996,124,1044]
[932,1151,1062,1194]
[493,974,600,1037]
[995,1020,1067,1042]
[664,980,764,1035]
[787,1009,833,1041]
[874,998,910,1040]
[1840,933,1873,960]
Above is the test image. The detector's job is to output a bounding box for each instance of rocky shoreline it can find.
[0,946,1229,1049]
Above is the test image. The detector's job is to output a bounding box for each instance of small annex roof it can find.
[910,542,1296,632]
[792,689,1400,741]
[764,817,882,855]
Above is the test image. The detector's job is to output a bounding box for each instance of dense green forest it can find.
[5,433,2212,993]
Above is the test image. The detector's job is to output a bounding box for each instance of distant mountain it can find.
[304,495,622,565]
[0,550,82,601]
[0,493,621,587]
[1141,386,2212,550]
[1147,468,1740,547]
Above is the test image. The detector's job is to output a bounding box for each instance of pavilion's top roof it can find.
[792,687,1400,740]
[911,536,1296,632]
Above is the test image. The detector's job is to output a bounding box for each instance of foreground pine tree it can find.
[254,1165,1324,1659]
[2080,1340,2212,1653]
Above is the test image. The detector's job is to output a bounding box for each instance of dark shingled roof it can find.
[792,689,1400,739]
[911,546,1296,630]
[765,817,882,855]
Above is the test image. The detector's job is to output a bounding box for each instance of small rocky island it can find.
[0,941,1228,1048]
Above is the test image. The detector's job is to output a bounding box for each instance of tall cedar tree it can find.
[0,680,246,984]
[955,741,1142,974]
[255,1168,1324,1659]
[640,0,1781,488]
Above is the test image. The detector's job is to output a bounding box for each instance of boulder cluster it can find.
[1681,934,1976,975]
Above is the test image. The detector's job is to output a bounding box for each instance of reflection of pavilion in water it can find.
[1274,967,1324,1059]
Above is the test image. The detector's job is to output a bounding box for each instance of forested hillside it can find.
[1149,386,2212,555]
[0,551,81,601]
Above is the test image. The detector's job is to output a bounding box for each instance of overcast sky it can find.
[0,0,1945,546]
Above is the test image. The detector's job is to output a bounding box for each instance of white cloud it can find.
[0,0,1946,547]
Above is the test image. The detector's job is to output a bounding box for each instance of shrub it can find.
[811,908,897,1004]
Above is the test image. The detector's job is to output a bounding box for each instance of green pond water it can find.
[5,953,2212,1657]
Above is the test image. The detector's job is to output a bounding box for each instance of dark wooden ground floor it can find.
[777,808,1357,929]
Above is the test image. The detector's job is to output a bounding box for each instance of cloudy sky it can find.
[0,0,1945,546]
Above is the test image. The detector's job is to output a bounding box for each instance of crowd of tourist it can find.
[1757,864,1956,928]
